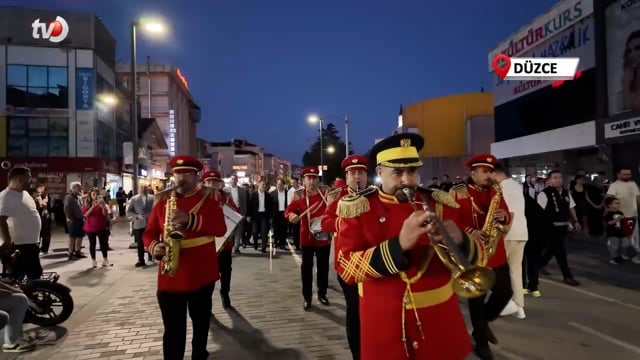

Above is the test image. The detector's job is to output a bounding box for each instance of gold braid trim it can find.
[337,248,382,283]
[398,248,435,356]
[336,196,370,218]
[379,160,423,168]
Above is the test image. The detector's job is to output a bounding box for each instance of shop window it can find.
[6,65,68,109]
[96,120,116,160]
[5,117,69,157]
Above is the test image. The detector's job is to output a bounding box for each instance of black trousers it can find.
[218,249,232,298]
[468,264,512,347]
[157,282,215,360]
[252,213,270,250]
[39,217,52,253]
[540,225,574,279]
[301,245,330,301]
[8,243,43,281]
[292,223,301,249]
[273,211,288,247]
[338,275,361,360]
[133,228,151,263]
[522,235,545,291]
[86,229,109,260]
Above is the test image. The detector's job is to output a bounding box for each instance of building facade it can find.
[0,7,120,198]
[488,0,606,179]
[116,63,201,174]
[201,139,265,184]
[400,92,495,179]
[595,0,640,179]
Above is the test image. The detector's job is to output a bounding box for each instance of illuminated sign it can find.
[175,68,189,89]
[232,165,248,170]
[169,109,176,156]
[32,16,69,43]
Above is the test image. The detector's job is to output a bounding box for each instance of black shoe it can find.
[564,278,580,286]
[135,262,146,268]
[222,296,231,309]
[303,301,311,311]
[474,345,494,360]
[318,296,330,306]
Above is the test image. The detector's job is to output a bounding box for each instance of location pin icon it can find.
[492,54,511,80]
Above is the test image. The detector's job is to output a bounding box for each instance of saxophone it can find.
[161,190,185,276]
[476,185,506,267]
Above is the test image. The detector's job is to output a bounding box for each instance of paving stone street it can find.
[0,222,638,360]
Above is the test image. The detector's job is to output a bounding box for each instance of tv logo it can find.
[492,54,580,81]
[32,16,69,43]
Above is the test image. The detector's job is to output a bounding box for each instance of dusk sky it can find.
[13,0,558,164]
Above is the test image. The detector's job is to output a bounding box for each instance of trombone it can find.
[398,186,495,299]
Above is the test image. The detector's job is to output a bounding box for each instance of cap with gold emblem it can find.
[201,169,222,182]
[168,155,203,174]
[301,166,319,177]
[465,154,498,170]
[341,155,368,172]
[369,133,424,168]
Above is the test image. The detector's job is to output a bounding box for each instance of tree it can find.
[301,122,353,184]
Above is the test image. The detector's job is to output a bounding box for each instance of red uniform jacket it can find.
[285,188,330,248]
[143,188,227,292]
[217,191,238,252]
[335,187,472,360]
[450,183,511,268]
[321,187,352,272]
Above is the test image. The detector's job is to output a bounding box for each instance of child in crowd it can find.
[604,197,632,264]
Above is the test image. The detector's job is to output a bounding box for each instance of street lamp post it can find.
[344,113,350,156]
[129,20,165,195]
[130,22,139,195]
[318,118,324,184]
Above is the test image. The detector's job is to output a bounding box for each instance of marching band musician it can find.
[321,154,369,360]
[285,166,331,311]
[143,155,227,360]
[450,154,512,360]
[335,133,474,360]
[201,169,236,309]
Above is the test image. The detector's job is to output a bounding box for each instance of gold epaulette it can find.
[153,188,172,205]
[429,189,460,208]
[336,186,377,218]
[449,183,469,200]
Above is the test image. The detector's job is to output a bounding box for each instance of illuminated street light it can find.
[143,22,165,33]
[307,114,320,124]
[326,146,335,154]
[99,94,117,105]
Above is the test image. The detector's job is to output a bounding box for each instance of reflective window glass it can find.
[28,66,47,87]
[7,65,27,86]
[48,67,68,87]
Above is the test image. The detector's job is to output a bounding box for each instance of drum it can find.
[215,205,243,253]
[310,217,330,241]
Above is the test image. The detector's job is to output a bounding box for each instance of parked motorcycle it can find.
[1,251,74,327]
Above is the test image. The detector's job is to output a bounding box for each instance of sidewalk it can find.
[12,223,353,360]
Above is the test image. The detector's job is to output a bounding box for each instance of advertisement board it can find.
[487,0,593,71]
[605,0,640,115]
[492,17,595,107]
[75,68,94,110]
[76,110,95,157]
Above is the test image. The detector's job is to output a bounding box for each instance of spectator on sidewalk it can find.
[82,189,113,268]
[34,184,52,256]
[126,186,154,267]
[0,167,43,281]
[606,167,640,264]
[64,182,86,261]
[0,282,35,352]
[604,197,633,264]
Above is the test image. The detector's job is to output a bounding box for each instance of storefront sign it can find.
[487,0,593,71]
[605,0,640,115]
[604,117,640,138]
[75,68,94,110]
[492,17,595,106]
[31,16,69,43]
[232,165,248,170]
[176,68,189,89]
[169,109,176,156]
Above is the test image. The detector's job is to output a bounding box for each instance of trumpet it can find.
[398,186,495,299]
